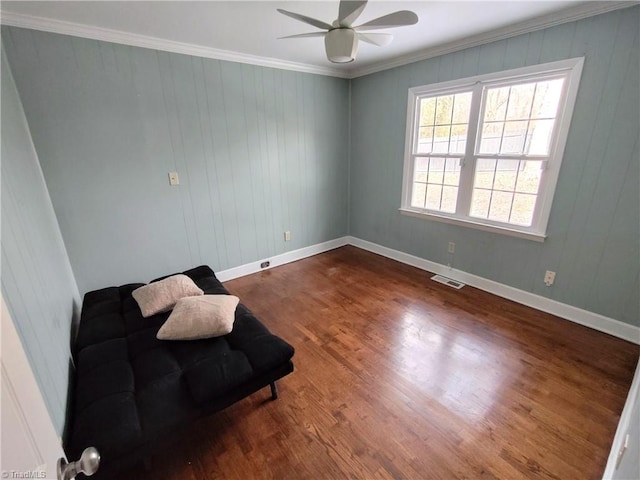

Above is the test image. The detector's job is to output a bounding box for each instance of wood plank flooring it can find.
[117,246,638,480]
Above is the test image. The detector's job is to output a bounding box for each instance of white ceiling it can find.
[0,1,632,77]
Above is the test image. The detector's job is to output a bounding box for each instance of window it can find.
[401,58,584,241]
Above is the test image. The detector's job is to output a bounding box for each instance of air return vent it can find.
[431,274,465,289]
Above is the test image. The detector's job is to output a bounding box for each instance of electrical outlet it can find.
[284,231,291,242]
[544,270,556,286]
[448,242,455,254]
[260,261,270,269]
[168,171,179,186]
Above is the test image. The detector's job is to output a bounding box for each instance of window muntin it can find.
[410,90,471,214]
[416,91,472,155]
[411,157,461,213]
[477,77,565,157]
[401,58,583,240]
[470,159,543,226]
[468,76,565,227]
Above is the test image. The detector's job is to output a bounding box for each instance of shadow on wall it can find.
[64,297,82,447]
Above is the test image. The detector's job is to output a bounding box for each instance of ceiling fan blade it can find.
[357,32,393,47]
[278,32,327,40]
[277,9,333,31]
[354,10,418,31]
[337,0,368,27]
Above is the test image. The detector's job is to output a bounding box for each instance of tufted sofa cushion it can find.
[67,266,294,478]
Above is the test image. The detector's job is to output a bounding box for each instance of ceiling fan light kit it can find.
[278,0,418,64]
[325,29,358,63]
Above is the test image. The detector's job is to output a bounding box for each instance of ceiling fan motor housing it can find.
[325,28,358,63]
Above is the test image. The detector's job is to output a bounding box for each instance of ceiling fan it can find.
[277,0,419,64]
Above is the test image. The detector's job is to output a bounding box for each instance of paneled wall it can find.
[350,7,639,326]
[2,28,350,294]
[1,48,81,435]
[3,7,638,328]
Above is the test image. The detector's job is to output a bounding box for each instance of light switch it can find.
[168,172,179,186]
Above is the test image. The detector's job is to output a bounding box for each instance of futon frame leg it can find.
[270,381,278,400]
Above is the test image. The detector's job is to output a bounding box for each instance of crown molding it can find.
[349,1,638,78]
[1,1,637,80]
[0,10,350,79]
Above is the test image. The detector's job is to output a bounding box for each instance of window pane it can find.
[425,184,443,210]
[411,156,461,213]
[480,122,503,154]
[479,79,563,156]
[419,98,436,126]
[515,161,543,194]
[413,157,429,182]
[483,86,509,122]
[471,159,541,227]
[501,121,528,154]
[441,186,458,213]
[494,159,518,191]
[531,79,564,118]
[452,92,472,124]
[416,91,472,155]
[428,157,445,184]
[433,125,451,153]
[525,119,555,155]
[488,191,514,222]
[474,158,496,188]
[411,182,427,208]
[443,158,461,186]
[417,127,434,153]
[435,95,454,125]
[450,124,468,154]
[510,193,536,226]
[505,83,535,120]
[470,189,490,218]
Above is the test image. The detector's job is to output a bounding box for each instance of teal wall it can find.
[2,6,638,328]
[1,47,81,435]
[1,5,636,449]
[349,7,639,326]
[2,28,350,294]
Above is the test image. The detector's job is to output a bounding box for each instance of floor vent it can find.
[431,274,465,289]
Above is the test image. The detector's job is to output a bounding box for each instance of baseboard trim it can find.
[214,235,638,344]
[347,236,640,345]
[216,237,349,283]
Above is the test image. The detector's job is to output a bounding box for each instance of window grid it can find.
[478,78,564,157]
[412,157,461,213]
[416,91,472,156]
[412,90,471,213]
[470,159,541,226]
[401,58,584,239]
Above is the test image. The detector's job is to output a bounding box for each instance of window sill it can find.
[398,208,546,242]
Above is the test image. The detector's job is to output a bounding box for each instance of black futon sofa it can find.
[66,265,294,479]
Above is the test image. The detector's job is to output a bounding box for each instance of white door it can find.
[603,357,640,480]
[1,295,66,479]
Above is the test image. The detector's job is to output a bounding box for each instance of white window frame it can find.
[400,57,584,242]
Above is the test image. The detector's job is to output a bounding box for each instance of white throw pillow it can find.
[132,274,203,318]
[156,295,239,340]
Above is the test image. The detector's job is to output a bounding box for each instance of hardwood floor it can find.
[118,246,638,480]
